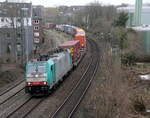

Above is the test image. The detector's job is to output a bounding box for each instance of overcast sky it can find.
[30,0,150,7]
[1,0,150,7]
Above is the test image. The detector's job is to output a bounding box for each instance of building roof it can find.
[0,2,32,17]
[32,5,44,19]
[117,5,150,13]
[131,26,150,31]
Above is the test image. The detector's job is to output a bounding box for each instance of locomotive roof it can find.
[59,40,80,47]
[28,50,70,64]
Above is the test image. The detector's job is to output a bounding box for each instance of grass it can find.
[144,88,150,94]
[136,63,150,68]
[48,30,73,41]
[131,116,150,118]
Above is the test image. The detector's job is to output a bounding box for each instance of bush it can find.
[121,53,137,66]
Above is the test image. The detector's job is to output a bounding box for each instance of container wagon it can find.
[59,40,81,66]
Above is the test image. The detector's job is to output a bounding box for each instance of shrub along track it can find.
[0,40,92,118]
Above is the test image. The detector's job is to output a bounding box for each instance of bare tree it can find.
[71,2,117,40]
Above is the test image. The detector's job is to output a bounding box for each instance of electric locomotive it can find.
[25,49,72,95]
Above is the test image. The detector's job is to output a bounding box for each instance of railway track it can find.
[0,85,45,118]
[0,79,24,96]
[6,97,44,118]
[49,39,100,118]
[0,82,25,105]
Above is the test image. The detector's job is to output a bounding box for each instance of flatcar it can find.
[47,23,56,29]
[55,24,64,32]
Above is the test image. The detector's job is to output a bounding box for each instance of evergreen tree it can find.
[113,12,128,27]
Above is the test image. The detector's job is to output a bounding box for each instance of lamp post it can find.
[0,31,7,59]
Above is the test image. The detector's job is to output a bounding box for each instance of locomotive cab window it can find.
[51,66,53,71]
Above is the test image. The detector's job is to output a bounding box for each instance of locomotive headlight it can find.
[43,82,47,85]
[27,82,31,86]
[35,74,39,78]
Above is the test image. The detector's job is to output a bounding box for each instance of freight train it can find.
[25,25,86,96]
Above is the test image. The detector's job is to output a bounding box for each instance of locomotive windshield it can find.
[27,65,46,74]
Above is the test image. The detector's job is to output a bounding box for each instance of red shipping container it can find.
[59,40,80,64]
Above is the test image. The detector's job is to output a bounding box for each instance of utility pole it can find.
[22,8,29,62]
[134,0,142,26]
[0,32,1,56]
[20,7,29,63]
[20,8,25,63]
